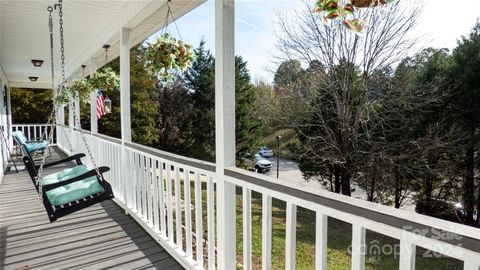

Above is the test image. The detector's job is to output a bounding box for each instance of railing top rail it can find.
[55,124,216,173]
[125,141,216,173]
[12,124,54,126]
[225,167,480,254]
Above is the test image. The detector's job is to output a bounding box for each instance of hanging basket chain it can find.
[166,0,182,40]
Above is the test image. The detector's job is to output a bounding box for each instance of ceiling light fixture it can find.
[31,59,44,67]
[29,76,39,82]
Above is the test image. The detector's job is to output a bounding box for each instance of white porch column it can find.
[120,27,131,142]
[90,57,98,133]
[215,0,236,269]
[6,86,13,152]
[120,27,131,207]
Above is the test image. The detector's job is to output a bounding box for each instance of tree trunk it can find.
[341,168,352,196]
[476,184,480,224]
[329,167,334,192]
[334,165,341,193]
[368,171,375,202]
[394,170,402,209]
[424,176,433,202]
[464,128,475,225]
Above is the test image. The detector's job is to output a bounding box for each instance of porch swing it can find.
[20,1,114,222]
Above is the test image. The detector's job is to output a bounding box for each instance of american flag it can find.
[96,90,105,119]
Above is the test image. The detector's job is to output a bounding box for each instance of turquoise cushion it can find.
[41,165,88,185]
[26,141,48,153]
[45,176,105,206]
[12,131,27,144]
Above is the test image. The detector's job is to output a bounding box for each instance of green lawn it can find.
[261,129,298,160]
[171,178,462,270]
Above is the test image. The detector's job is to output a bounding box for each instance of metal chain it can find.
[48,7,55,94]
[35,5,61,199]
[57,2,66,90]
[36,1,104,202]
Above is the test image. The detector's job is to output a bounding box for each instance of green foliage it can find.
[449,21,480,224]
[89,67,120,93]
[155,81,192,153]
[184,40,216,161]
[69,78,91,103]
[184,42,262,161]
[11,88,53,123]
[97,45,159,146]
[313,0,398,34]
[235,55,262,159]
[53,88,70,106]
[273,59,305,87]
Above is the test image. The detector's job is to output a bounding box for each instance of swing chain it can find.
[48,7,54,91]
[36,0,105,201]
[55,1,66,91]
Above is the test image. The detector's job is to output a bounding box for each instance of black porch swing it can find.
[19,1,114,222]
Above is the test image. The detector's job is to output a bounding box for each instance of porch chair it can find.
[12,130,51,157]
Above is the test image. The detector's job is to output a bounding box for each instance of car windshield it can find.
[261,147,271,151]
[255,155,267,162]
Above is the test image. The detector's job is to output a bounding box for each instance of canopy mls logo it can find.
[402,225,465,258]
[404,226,464,241]
[346,226,465,259]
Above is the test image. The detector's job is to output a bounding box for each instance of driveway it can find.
[264,157,326,190]
[263,157,367,200]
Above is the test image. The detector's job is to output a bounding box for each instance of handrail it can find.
[55,124,216,172]
[125,141,216,173]
[225,167,480,254]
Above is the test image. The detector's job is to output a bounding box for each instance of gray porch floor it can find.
[0,147,183,270]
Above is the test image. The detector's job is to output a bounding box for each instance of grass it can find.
[168,176,463,270]
[261,129,298,159]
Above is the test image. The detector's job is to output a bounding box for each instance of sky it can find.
[149,0,480,83]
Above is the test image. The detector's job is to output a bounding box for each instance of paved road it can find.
[262,156,368,200]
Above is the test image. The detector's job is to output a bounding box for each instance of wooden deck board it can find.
[0,147,184,270]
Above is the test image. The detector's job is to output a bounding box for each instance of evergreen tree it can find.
[184,40,216,161]
[235,55,262,159]
[185,42,262,161]
[10,88,53,124]
[451,22,480,224]
[97,45,159,146]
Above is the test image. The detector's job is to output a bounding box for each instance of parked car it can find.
[258,146,274,157]
[244,154,272,173]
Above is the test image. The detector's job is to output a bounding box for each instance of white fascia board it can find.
[8,81,51,90]
[65,0,167,86]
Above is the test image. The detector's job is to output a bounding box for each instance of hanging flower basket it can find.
[68,78,92,102]
[313,0,396,34]
[351,0,394,8]
[53,90,70,106]
[89,67,120,93]
[143,33,196,86]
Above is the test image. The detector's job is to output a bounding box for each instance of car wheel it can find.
[255,166,260,173]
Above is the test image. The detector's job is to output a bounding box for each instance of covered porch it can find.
[0,147,182,270]
[1,1,479,270]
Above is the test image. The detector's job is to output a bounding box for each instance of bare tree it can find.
[273,1,423,196]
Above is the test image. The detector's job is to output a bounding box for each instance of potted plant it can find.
[351,0,395,8]
[143,33,196,86]
[68,78,92,102]
[313,0,396,34]
[53,89,70,106]
[89,67,120,93]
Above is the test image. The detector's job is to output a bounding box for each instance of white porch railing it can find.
[19,123,480,270]
[12,124,57,144]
